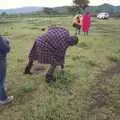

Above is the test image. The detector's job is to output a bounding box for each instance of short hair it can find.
[68,36,79,46]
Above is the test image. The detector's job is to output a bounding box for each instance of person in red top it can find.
[82,12,91,35]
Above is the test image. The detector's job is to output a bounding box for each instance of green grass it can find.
[0,16,120,120]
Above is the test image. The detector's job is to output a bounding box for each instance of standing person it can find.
[0,35,13,105]
[72,14,83,35]
[24,26,78,83]
[79,14,83,34]
[82,12,91,35]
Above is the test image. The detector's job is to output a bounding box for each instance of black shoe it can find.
[45,74,56,83]
[24,69,32,75]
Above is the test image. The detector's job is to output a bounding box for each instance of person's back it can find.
[72,15,80,25]
[79,15,83,26]
[37,27,70,51]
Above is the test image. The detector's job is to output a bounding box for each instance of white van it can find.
[97,12,110,19]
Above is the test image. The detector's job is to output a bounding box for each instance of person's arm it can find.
[0,36,11,53]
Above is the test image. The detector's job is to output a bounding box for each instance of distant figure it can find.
[82,12,91,35]
[72,14,83,35]
[24,26,78,83]
[0,35,13,105]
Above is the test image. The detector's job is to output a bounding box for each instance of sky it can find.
[0,0,120,9]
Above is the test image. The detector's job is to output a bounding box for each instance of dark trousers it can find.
[0,59,7,101]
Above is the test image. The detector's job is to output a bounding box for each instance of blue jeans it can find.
[0,59,7,101]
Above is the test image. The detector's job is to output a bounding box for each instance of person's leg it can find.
[61,64,64,69]
[84,32,85,36]
[24,59,33,74]
[0,59,14,105]
[45,64,56,83]
[75,28,78,35]
[72,24,77,35]
[76,25,80,35]
[60,64,64,75]
[87,32,88,36]
[78,26,81,35]
[0,59,7,101]
[78,28,80,35]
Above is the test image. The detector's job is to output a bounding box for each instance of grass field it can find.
[0,16,120,120]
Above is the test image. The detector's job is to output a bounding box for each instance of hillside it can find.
[0,7,43,14]
[0,4,120,15]
[53,4,120,14]
[88,4,119,13]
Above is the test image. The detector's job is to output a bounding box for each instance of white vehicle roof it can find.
[98,12,109,15]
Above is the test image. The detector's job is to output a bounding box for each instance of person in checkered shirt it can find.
[24,26,78,83]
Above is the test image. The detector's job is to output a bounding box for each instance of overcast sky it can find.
[0,0,120,9]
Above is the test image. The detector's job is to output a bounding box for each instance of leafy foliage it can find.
[73,0,89,9]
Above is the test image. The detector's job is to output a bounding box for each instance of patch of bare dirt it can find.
[31,64,47,74]
[87,62,120,111]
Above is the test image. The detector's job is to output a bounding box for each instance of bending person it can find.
[72,14,83,35]
[24,26,78,83]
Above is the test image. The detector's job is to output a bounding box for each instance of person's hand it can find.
[41,28,46,31]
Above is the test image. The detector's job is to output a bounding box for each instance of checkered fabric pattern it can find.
[29,27,70,65]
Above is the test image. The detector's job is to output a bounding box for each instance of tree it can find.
[1,11,7,17]
[73,0,89,13]
[43,8,58,15]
